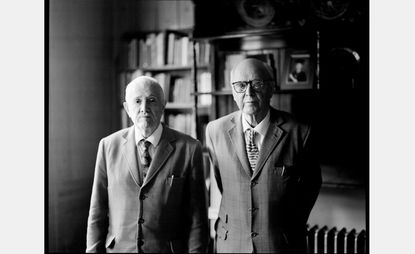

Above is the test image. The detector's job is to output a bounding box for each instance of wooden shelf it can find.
[142,65,192,72]
[120,64,209,73]
[121,28,192,40]
[196,104,210,115]
[192,90,232,96]
[193,26,293,41]
[120,65,192,72]
[165,102,193,110]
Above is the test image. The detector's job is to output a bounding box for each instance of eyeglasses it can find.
[231,79,272,93]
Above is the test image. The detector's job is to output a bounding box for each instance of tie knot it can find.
[247,128,256,140]
[140,139,151,150]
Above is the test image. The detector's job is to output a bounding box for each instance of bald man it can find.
[86,76,209,253]
[206,59,321,253]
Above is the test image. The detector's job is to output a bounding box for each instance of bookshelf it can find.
[116,30,211,139]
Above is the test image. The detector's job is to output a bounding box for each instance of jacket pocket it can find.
[105,234,115,249]
[215,217,229,241]
[166,175,185,187]
[274,165,300,180]
[217,226,228,240]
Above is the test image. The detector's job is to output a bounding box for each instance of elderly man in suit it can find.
[86,76,209,253]
[206,59,321,253]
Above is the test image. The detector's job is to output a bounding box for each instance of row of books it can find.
[150,73,193,103]
[168,113,196,137]
[124,32,211,69]
[194,41,211,66]
[166,32,192,67]
[170,77,193,103]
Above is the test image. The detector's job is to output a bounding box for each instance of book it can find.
[169,77,192,103]
[155,31,166,67]
[138,39,146,67]
[152,73,171,102]
[167,113,195,137]
[204,42,210,65]
[181,36,189,66]
[198,72,212,106]
[167,33,176,65]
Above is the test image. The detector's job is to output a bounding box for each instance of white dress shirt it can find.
[242,110,270,152]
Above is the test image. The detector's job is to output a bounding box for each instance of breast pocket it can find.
[166,175,185,188]
[273,165,300,181]
[164,175,186,208]
[270,165,300,200]
[215,216,229,241]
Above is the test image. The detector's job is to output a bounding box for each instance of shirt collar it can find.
[242,110,270,137]
[135,123,163,147]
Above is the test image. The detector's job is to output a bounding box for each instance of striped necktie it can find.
[139,140,152,168]
[245,128,259,171]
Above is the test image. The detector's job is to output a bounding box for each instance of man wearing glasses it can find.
[205,58,321,253]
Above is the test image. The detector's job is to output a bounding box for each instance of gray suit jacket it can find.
[86,125,209,253]
[206,108,321,253]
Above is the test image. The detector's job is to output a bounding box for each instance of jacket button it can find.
[248,207,257,212]
[138,218,145,224]
[140,194,147,200]
[251,181,258,186]
[251,232,258,238]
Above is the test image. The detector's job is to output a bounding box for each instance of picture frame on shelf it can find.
[281,51,314,90]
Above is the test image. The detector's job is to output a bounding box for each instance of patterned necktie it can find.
[245,128,259,171]
[139,140,152,168]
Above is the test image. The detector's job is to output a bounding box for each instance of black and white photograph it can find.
[281,52,313,90]
[13,0,405,253]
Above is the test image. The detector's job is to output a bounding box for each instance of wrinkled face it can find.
[231,60,273,117]
[123,78,165,135]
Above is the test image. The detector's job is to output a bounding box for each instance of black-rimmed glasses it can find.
[231,79,272,93]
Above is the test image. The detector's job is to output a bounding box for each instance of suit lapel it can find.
[227,112,252,178]
[122,127,140,187]
[142,126,174,187]
[252,110,286,180]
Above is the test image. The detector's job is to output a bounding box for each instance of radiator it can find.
[307,225,367,254]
